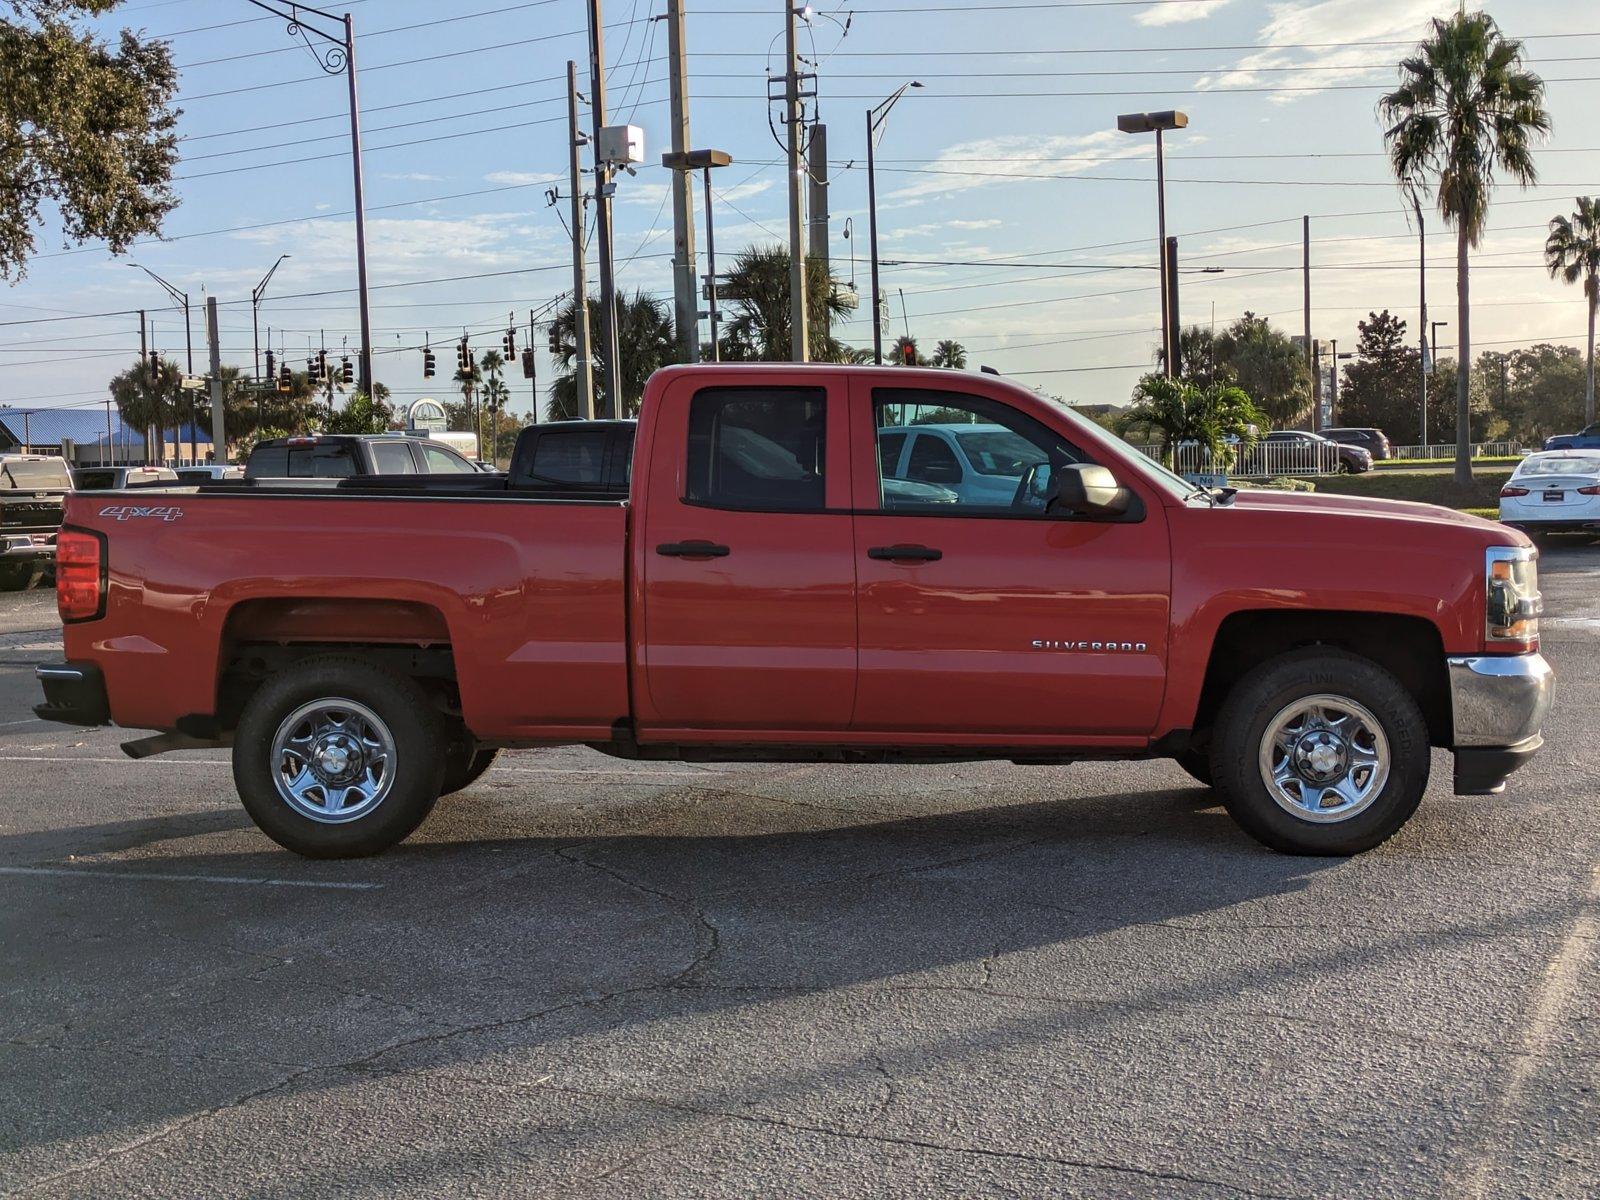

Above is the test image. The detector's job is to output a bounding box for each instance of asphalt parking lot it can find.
[2,552,1597,1199]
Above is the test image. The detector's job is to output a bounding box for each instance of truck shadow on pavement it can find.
[4,779,1358,1185]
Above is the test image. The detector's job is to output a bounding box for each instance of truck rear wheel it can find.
[233,657,447,859]
[1210,649,1429,856]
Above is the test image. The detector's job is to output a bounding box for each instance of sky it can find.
[3,0,1598,421]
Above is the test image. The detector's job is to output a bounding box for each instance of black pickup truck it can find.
[0,455,73,589]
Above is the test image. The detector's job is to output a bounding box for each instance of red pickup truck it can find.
[35,365,1552,859]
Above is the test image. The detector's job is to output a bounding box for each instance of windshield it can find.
[1519,455,1600,477]
[1,459,72,490]
[954,428,1044,476]
[1050,404,1199,502]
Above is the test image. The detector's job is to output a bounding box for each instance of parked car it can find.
[0,454,71,589]
[36,364,1551,861]
[1321,427,1393,461]
[1246,430,1373,475]
[71,466,179,491]
[878,423,1052,505]
[1499,451,1600,540]
[172,465,244,484]
[1543,423,1600,451]
[244,434,478,479]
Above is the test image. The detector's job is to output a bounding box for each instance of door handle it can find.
[657,541,731,559]
[868,544,943,563]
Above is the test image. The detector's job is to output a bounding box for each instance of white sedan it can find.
[1500,451,1600,539]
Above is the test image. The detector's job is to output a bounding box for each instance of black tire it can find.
[1209,648,1429,856]
[0,561,43,592]
[233,656,447,858]
[1175,748,1213,787]
[441,742,499,796]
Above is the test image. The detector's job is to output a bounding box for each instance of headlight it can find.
[1486,546,1541,645]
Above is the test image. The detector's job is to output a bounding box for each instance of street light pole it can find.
[251,254,291,379]
[1117,110,1188,378]
[664,148,732,361]
[243,1,373,397]
[868,81,922,366]
[129,262,195,463]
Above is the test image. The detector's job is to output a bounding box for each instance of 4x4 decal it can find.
[98,505,184,522]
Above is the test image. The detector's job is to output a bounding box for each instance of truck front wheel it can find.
[1210,649,1429,856]
[233,657,447,858]
[442,741,499,795]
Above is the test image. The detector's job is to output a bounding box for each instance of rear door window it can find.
[288,445,357,478]
[369,442,418,474]
[685,388,826,511]
[529,428,608,485]
[421,444,475,473]
[905,433,963,486]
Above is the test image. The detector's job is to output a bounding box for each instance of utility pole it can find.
[867,83,921,366]
[807,123,830,275]
[1165,236,1180,375]
[139,309,150,465]
[1303,214,1316,430]
[566,60,596,421]
[664,0,699,363]
[587,0,621,417]
[1330,338,1340,425]
[528,309,540,422]
[704,168,722,361]
[341,13,374,398]
[784,0,809,362]
[1416,196,1428,450]
[206,297,226,465]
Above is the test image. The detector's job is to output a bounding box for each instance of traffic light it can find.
[456,338,471,373]
[264,350,276,380]
[897,338,917,366]
[422,346,436,379]
[547,325,560,355]
[277,364,292,393]
[520,348,535,379]
[147,349,160,374]
[317,350,329,382]
[306,356,318,382]
[341,357,354,386]
[502,329,516,357]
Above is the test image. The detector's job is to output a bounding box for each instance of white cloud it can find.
[885,130,1150,206]
[1136,0,1232,27]
[1198,0,1453,103]
[484,170,564,187]
[382,172,445,183]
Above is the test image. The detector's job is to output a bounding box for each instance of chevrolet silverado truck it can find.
[34,365,1553,859]
[1,454,72,590]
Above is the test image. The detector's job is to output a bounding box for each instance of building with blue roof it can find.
[0,408,214,466]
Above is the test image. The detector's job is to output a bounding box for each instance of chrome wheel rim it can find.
[270,698,396,824]
[1258,693,1390,824]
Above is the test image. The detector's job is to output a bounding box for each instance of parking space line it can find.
[0,866,381,890]
[1458,857,1600,1197]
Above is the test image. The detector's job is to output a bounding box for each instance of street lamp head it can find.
[662,148,733,171]
[1117,110,1189,135]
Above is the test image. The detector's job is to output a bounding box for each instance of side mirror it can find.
[1050,463,1131,518]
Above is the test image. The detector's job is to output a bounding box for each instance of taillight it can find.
[55,528,105,623]
[1500,485,1530,497]
[1579,485,1600,496]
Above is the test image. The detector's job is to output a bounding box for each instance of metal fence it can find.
[1131,441,1342,479]
[1386,441,1524,461]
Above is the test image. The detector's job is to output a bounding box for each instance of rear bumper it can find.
[1447,653,1553,795]
[0,533,55,559]
[1502,518,1600,534]
[33,662,110,727]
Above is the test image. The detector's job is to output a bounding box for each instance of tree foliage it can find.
[1545,196,1600,425]
[324,391,396,435]
[1118,374,1263,469]
[930,339,967,369]
[1337,311,1426,442]
[548,291,675,421]
[717,245,853,363]
[0,1,180,279]
[1210,313,1311,428]
[1485,343,1588,443]
[107,352,180,437]
[1381,10,1550,481]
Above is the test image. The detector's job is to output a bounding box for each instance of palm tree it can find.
[718,245,854,363]
[548,291,675,420]
[1119,374,1262,471]
[930,340,968,369]
[108,354,182,463]
[1545,197,1600,426]
[1381,11,1549,484]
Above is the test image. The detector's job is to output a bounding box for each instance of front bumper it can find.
[33,662,110,727]
[1447,653,1553,794]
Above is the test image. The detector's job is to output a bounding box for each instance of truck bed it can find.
[61,487,631,741]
